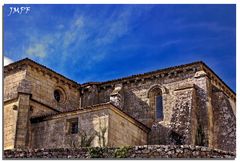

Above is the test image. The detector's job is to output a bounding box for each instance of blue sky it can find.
[4,4,236,91]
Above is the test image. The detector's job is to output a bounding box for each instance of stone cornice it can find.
[4,58,79,89]
[82,61,201,90]
[200,62,236,101]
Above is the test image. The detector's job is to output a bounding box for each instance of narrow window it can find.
[156,95,163,119]
[148,86,164,121]
[71,121,78,134]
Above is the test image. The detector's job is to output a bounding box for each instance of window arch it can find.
[53,86,67,104]
[148,85,164,121]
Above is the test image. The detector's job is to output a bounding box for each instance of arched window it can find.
[148,86,164,121]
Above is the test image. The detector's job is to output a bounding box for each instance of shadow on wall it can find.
[148,124,184,145]
[211,86,236,152]
[122,90,154,127]
[194,86,209,147]
[122,90,184,145]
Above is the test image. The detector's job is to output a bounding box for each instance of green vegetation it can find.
[88,147,104,158]
[114,146,130,158]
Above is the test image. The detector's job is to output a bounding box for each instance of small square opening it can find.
[67,118,78,134]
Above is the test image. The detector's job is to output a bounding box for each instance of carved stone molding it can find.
[147,84,169,98]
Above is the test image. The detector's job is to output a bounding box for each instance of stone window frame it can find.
[147,85,164,121]
[66,118,79,135]
[53,86,67,104]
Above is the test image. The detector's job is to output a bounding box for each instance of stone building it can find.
[4,58,236,152]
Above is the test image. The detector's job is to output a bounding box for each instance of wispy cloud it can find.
[22,5,224,73]
[63,16,85,49]
[95,9,130,46]
[159,40,182,48]
[16,6,154,71]
[26,43,47,58]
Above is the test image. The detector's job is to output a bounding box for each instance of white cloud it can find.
[26,43,47,58]
[4,56,13,66]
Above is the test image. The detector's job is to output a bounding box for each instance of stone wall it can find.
[89,75,197,128]
[15,94,31,148]
[26,66,80,113]
[193,71,213,147]
[108,108,147,147]
[4,59,236,152]
[30,104,148,149]
[3,63,81,149]
[169,85,197,145]
[30,100,56,118]
[30,108,110,149]
[4,101,19,149]
[81,68,198,146]
[80,67,236,151]
[4,68,27,101]
[4,145,235,159]
[211,90,236,152]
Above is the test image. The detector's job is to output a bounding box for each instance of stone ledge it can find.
[4,145,235,159]
[174,84,196,91]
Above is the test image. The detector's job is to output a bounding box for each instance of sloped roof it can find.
[4,58,79,87]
